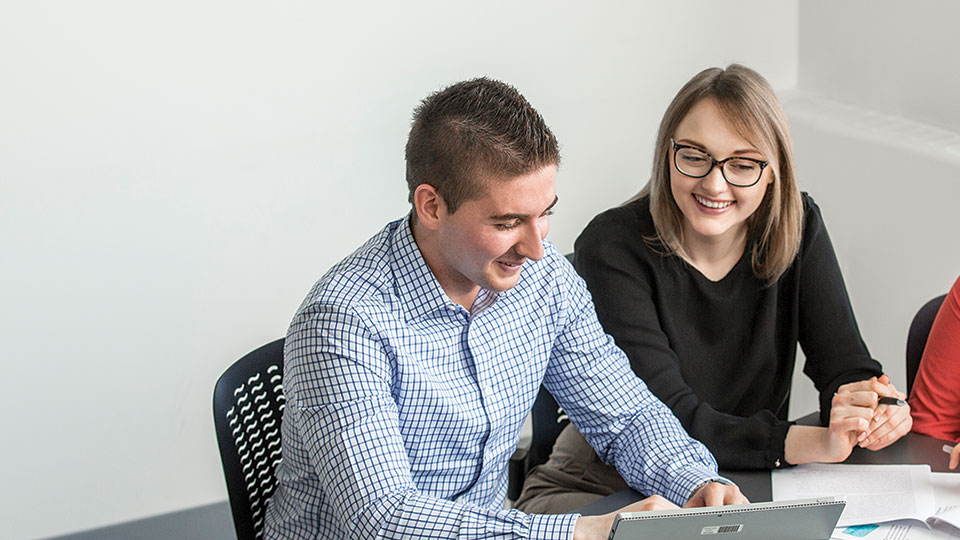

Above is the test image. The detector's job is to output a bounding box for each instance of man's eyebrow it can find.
[489,196,559,220]
[545,195,559,213]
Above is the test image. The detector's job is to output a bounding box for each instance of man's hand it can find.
[950,444,959,470]
[684,482,748,508]
[573,495,678,540]
[858,375,912,451]
[572,483,747,540]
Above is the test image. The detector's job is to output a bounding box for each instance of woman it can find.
[515,65,913,513]
[909,274,960,470]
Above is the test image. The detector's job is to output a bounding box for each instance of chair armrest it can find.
[508,445,531,502]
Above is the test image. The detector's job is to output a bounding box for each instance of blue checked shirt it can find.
[264,216,725,540]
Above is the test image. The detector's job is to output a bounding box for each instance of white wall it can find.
[0,2,798,539]
[785,1,960,418]
[799,0,960,134]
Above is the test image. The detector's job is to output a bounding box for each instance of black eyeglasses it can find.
[671,139,768,188]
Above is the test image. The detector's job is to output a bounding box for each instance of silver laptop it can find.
[609,497,845,540]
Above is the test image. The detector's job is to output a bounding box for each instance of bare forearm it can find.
[784,425,831,464]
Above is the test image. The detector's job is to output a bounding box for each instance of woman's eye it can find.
[680,154,707,164]
[731,161,758,172]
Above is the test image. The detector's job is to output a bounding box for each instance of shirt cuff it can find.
[524,512,579,540]
[768,420,795,469]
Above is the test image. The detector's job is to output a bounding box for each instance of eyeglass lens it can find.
[675,147,762,186]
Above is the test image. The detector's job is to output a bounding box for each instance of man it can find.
[264,77,745,540]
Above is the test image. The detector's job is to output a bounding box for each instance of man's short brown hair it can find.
[405,77,560,213]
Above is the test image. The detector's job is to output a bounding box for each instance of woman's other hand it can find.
[858,374,912,450]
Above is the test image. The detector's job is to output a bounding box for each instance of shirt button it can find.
[774,459,782,468]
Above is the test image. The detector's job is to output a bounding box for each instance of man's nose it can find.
[517,221,545,261]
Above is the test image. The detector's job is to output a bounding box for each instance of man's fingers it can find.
[724,485,749,505]
[624,495,677,512]
[685,483,748,508]
[701,487,724,507]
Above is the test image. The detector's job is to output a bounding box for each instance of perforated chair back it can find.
[906,294,947,395]
[213,338,285,540]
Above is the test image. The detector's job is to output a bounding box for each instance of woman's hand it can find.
[785,375,913,464]
[822,377,888,460]
[786,377,886,464]
[858,375,912,450]
[573,495,678,540]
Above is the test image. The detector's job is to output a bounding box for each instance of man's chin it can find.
[484,272,522,293]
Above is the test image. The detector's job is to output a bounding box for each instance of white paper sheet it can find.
[826,473,960,539]
[772,464,937,527]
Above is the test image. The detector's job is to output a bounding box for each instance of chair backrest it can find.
[906,294,947,395]
[213,338,285,540]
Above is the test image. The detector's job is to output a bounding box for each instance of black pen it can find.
[878,396,907,406]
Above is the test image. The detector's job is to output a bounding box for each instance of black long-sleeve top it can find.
[573,193,883,470]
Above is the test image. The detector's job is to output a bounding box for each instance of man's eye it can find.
[496,221,521,230]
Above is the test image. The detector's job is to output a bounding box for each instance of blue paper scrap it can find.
[842,524,879,537]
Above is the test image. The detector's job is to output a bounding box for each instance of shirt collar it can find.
[390,214,461,321]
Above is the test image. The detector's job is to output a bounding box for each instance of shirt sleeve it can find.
[541,259,728,507]
[571,208,792,470]
[284,300,579,540]
[794,196,884,425]
[909,274,960,441]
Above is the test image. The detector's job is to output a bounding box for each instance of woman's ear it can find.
[413,184,446,230]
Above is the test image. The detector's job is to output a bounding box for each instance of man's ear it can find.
[413,184,446,230]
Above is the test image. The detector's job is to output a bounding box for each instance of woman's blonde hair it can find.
[635,64,802,286]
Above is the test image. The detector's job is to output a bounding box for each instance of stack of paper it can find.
[772,464,960,539]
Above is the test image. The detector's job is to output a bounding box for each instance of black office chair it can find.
[508,385,569,501]
[213,338,285,540]
[906,294,947,395]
